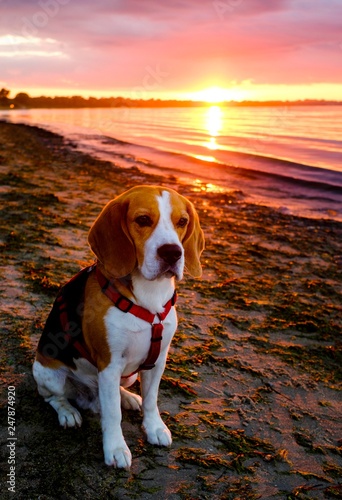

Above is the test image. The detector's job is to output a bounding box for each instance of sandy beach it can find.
[0,121,341,499]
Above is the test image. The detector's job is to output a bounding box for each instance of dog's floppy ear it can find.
[88,196,136,279]
[182,199,205,278]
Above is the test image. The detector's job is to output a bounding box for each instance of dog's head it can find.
[88,185,204,281]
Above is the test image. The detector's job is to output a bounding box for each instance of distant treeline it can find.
[1,91,203,109]
[1,89,341,109]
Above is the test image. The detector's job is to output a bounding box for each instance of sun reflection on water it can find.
[204,105,222,151]
[192,179,225,193]
[193,154,216,162]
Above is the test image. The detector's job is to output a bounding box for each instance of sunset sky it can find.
[1,0,342,102]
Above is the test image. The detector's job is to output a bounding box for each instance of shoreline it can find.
[1,110,342,222]
[1,114,342,221]
[0,121,341,499]
[65,132,342,222]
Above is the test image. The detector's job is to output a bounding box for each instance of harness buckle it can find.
[115,295,134,313]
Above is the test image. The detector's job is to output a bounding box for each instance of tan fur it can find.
[81,271,113,372]
[36,352,64,369]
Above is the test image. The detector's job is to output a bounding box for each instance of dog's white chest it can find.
[104,306,177,376]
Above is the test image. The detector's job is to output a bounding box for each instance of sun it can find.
[197,86,227,103]
[189,85,248,103]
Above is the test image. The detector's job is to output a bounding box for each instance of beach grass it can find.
[0,121,341,499]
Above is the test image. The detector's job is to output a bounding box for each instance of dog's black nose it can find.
[157,244,182,265]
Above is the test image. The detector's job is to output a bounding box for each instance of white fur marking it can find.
[140,191,184,281]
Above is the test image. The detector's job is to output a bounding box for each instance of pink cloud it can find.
[1,0,342,94]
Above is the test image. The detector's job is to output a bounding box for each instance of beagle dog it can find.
[33,185,204,468]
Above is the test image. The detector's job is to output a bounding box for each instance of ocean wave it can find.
[93,134,342,193]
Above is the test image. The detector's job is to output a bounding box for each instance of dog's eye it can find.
[177,217,189,228]
[135,215,153,227]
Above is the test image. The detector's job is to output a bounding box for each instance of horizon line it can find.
[3,91,342,108]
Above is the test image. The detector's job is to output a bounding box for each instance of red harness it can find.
[96,266,177,377]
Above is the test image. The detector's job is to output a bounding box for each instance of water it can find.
[1,105,342,219]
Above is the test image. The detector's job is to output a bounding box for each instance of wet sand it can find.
[0,121,341,499]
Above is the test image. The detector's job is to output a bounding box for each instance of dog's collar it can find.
[95,265,177,376]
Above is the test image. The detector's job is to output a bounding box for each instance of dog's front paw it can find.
[143,418,172,447]
[58,405,82,428]
[104,442,132,469]
[120,387,142,411]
